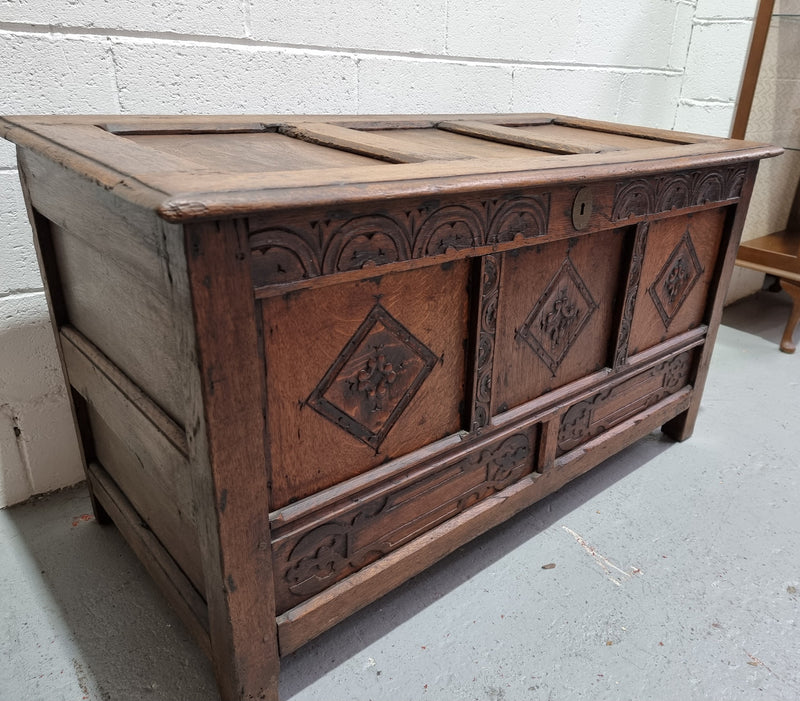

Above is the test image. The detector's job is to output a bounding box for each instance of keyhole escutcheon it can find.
[572,187,593,231]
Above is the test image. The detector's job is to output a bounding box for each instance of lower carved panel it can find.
[557,351,694,455]
[272,431,533,613]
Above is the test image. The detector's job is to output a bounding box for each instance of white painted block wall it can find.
[0,0,758,507]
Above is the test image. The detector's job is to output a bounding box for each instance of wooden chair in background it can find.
[736,186,800,352]
[732,0,800,352]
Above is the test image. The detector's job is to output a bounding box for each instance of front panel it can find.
[627,208,727,356]
[262,262,470,509]
[491,228,628,414]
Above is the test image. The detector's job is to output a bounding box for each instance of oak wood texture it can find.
[88,460,211,657]
[184,218,280,701]
[18,148,191,425]
[626,208,727,356]
[61,326,203,591]
[0,114,780,221]
[262,262,469,508]
[276,385,694,656]
[370,126,551,160]
[491,228,627,413]
[1,113,779,701]
[271,425,535,614]
[664,161,760,441]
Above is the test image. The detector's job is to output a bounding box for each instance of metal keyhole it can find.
[572,187,593,230]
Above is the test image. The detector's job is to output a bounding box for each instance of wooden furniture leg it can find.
[185,219,280,701]
[780,279,800,353]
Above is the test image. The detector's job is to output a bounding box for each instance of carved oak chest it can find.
[0,114,779,700]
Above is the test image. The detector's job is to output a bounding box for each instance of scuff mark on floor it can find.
[562,526,643,586]
[72,658,90,699]
[745,650,779,678]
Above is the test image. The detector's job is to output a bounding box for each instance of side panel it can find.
[19,148,191,425]
[61,329,203,591]
[18,147,210,649]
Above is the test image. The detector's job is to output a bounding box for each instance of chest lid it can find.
[0,113,781,221]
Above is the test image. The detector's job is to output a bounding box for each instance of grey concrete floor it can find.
[1,290,799,701]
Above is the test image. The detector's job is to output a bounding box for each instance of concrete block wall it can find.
[0,0,758,506]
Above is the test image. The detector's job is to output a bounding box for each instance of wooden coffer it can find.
[1,114,779,700]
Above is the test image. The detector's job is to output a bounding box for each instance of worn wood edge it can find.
[60,326,189,456]
[269,432,464,526]
[101,122,279,136]
[0,116,780,222]
[253,235,546,300]
[0,123,173,212]
[275,387,692,655]
[551,387,692,474]
[17,165,105,519]
[735,258,800,282]
[611,222,649,368]
[279,122,473,164]
[183,219,280,701]
[537,419,561,474]
[270,327,706,530]
[0,113,561,129]
[436,120,604,154]
[87,460,211,657]
[269,420,534,540]
[332,115,558,131]
[157,144,782,222]
[552,116,719,144]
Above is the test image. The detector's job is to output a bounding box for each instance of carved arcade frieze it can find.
[249,194,550,287]
[611,166,747,222]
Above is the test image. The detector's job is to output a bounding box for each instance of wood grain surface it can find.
[2,113,780,701]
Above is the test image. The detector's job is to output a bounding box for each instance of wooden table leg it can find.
[780,279,800,354]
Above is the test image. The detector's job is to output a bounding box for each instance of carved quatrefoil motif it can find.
[518,257,598,375]
[307,304,437,450]
[648,230,703,328]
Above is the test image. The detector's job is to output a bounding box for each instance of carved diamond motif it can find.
[518,257,598,374]
[307,304,437,449]
[648,230,703,328]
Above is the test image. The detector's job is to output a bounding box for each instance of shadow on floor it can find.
[277,431,676,698]
[5,431,677,701]
[8,289,792,700]
[722,287,794,350]
[4,488,217,701]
